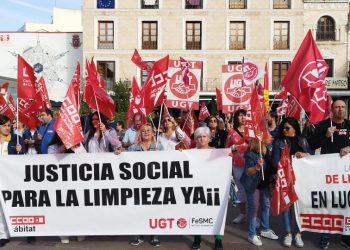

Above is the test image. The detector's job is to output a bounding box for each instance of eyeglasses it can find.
[283,126,292,131]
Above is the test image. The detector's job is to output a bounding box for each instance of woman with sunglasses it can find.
[127,123,163,247]
[0,115,24,247]
[271,117,310,248]
[206,116,227,148]
[158,115,191,150]
[84,111,121,153]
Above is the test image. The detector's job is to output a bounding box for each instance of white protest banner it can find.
[0,149,231,236]
[166,59,202,110]
[293,153,350,235]
[221,64,252,113]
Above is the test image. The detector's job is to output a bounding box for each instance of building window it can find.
[98,21,114,49]
[229,0,246,9]
[272,61,290,91]
[229,21,245,50]
[141,0,159,9]
[97,0,115,9]
[273,0,290,9]
[142,21,158,50]
[274,21,289,50]
[185,0,203,9]
[324,59,334,77]
[316,16,336,41]
[97,61,115,89]
[186,21,201,50]
[140,61,155,86]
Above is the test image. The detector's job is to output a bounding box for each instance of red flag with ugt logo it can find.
[271,143,298,215]
[54,80,84,149]
[0,82,9,97]
[7,94,17,119]
[126,77,146,120]
[198,103,210,121]
[281,30,328,112]
[142,55,169,115]
[287,96,302,120]
[17,55,36,99]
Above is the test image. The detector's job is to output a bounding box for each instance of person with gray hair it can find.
[192,126,223,250]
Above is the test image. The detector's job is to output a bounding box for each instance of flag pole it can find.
[330,119,333,143]
[156,102,164,144]
[259,138,264,181]
[16,98,19,150]
[93,92,107,148]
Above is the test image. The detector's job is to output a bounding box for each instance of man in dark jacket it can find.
[308,99,350,249]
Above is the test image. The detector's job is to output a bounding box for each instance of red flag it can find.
[0,82,9,96]
[183,110,198,137]
[215,88,222,111]
[7,94,17,119]
[88,57,105,89]
[142,55,169,115]
[245,88,270,141]
[18,98,40,127]
[126,77,146,120]
[54,80,84,149]
[84,83,115,120]
[323,94,333,121]
[308,83,329,124]
[180,57,190,87]
[281,30,328,112]
[0,94,15,120]
[286,96,302,120]
[35,77,51,110]
[131,49,152,72]
[242,59,264,85]
[17,55,36,99]
[70,62,81,105]
[162,103,171,118]
[198,103,210,121]
[263,63,270,111]
[271,142,298,215]
[275,88,288,99]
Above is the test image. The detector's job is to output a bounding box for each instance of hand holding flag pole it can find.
[93,92,107,148]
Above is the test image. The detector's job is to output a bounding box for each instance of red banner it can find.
[17,55,36,99]
[54,81,84,149]
[198,103,210,121]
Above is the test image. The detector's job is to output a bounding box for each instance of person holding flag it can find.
[271,117,310,248]
[240,138,278,247]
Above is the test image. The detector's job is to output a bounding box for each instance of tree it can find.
[111,80,130,122]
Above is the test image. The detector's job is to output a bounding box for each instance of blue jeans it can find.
[282,204,299,234]
[246,188,271,237]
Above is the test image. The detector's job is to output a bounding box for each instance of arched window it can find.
[316,16,335,41]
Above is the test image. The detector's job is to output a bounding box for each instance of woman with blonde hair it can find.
[240,138,278,247]
[158,115,190,151]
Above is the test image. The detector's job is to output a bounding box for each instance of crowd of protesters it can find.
[0,99,350,250]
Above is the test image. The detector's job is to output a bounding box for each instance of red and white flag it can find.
[34,77,51,110]
[281,30,328,112]
[17,55,36,99]
[126,77,146,121]
[0,82,9,97]
[242,59,264,85]
[286,96,302,120]
[198,103,210,121]
[7,94,17,119]
[244,87,270,141]
[71,62,81,105]
[271,142,298,215]
[277,98,288,116]
[131,49,152,72]
[54,80,84,149]
[142,55,169,114]
[0,94,15,120]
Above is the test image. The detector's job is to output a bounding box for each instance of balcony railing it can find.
[141,0,159,9]
[185,0,203,9]
[98,38,114,49]
[229,41,245,50]
[273,40,289,50]
[304,0,348,2]
[273,0,291,9]
[229,0,247,9]
[142,41,157,50]
[186,41,201,50]
[316,30,336,41]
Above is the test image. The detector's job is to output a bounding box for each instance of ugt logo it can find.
[298,60,328,92]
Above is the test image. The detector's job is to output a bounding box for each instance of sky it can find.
[0,0,82,31]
